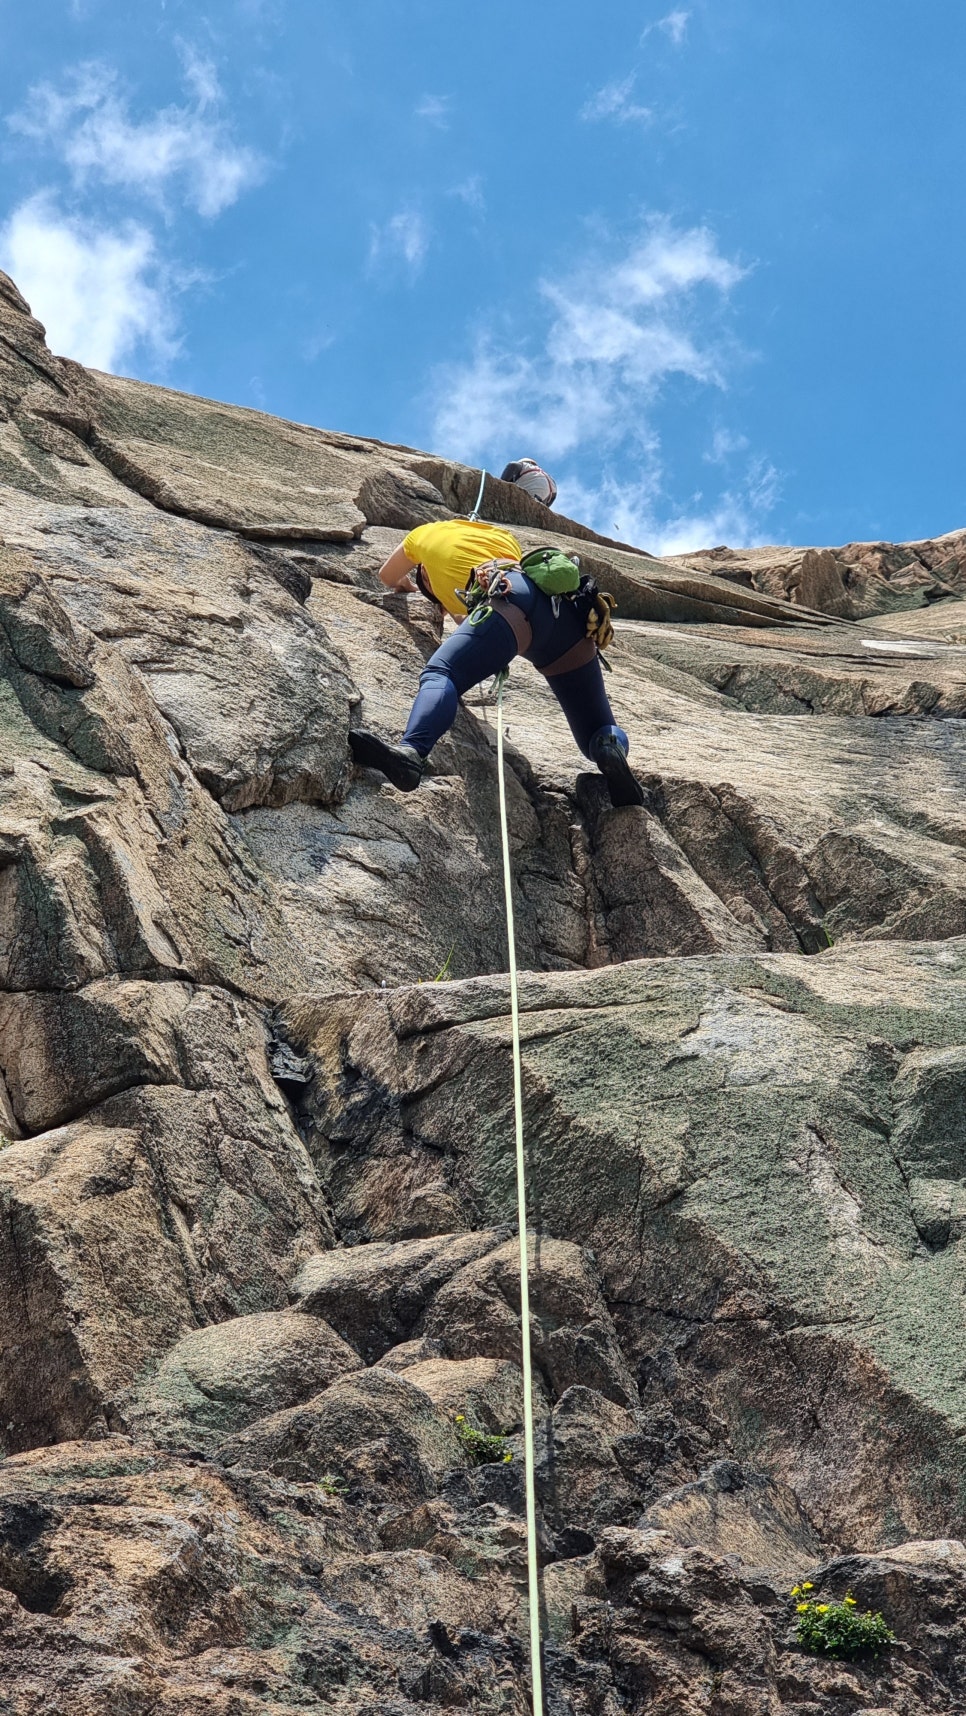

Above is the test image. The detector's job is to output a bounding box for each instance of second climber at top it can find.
[348,461,645,809]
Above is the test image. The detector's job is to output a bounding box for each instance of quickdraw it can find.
[462,558,521,626]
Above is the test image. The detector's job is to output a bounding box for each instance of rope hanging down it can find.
[495,673,544,1716]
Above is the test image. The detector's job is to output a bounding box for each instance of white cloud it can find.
[648,482,780,555]
[705,426,750,463]
[580,75,652,125]
[415,94,451,128]
[368,209,429,277]
[643,9,690,46]
[429,216,778,553]
[9,59,264,218]
[432,219,747,462]
[450,175,485,212]
[560,463,783,556]
[0,194,176,371]
[178,43,222,111]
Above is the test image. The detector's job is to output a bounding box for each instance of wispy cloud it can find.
[581,74,652,125]
[643,9,690,46]
[705,425,750,464]
[450,176,485,212]
[429,217,778,553]
[177,43,222,110]
[560,459,782,556]
[368,209,430,277]
[415,94,451,128]
[8,58,264,218]
[433,219,746,461]
[0,193,177,371]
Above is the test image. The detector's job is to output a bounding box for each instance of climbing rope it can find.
[468,466,487,521]
[494,672,544,1716]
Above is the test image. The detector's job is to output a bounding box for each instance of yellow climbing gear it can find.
[586,587,617,652]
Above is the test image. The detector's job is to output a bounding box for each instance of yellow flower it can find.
[790,1586,801,1598]
[844,1596,857,1607]
[503,1451,513,1463]
[802,1582,814,1591]
[796,1602,809,1613]
[455,1415,465,1424]
[816,1604,829,1614]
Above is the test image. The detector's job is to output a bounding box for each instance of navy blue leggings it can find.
[402,573,624,759]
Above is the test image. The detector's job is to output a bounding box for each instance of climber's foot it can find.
[349,729,425,791]
[590,733,646,809]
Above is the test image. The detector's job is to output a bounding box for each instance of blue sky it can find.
[1,0,963,553]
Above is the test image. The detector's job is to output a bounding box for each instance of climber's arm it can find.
[378,544,418,593]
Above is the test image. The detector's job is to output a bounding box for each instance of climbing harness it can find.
[495,671,544,1716]
[463,559,518,625]
[462,557,618,667]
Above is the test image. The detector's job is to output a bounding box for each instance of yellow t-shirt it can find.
[402,520,523,618]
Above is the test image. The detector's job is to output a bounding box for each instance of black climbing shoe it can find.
[349,729,425,792]
[590,733,646,809]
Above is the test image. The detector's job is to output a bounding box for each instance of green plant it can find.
[433,943,455,982]
[454,1414,513,1467]
[418,943,456,985]
[791,1583,895,1660]
[318,1473,348,1497]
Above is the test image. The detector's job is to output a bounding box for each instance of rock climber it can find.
[347,464,645,808]
[498,457,558,508]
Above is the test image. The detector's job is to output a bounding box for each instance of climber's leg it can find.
[401,608,519,755]
[542,656,618,756]
[349,608,519,789]
[543,657,644,807]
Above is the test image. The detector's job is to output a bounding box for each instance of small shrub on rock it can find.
[791,1583,895,1660]
[454,1414,512,1466]
[318,1473,348,1497]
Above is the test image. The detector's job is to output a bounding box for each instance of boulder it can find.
[291,1230,506,1361]
[401,1355,534,1434]
[642,1458,827,1574]
[421,1236,639,1408]
[535,1386,645,1535]
[120,1311,361,1452]
[0,1122,193,1451]
[0,983,332,1452]
[219,1366,466,1506]
[3,497,356,812]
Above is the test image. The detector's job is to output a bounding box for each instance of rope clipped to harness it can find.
[495,672,544,1716]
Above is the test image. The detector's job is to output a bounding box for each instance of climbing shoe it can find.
[348,729,425,792]
[590,731,646,809]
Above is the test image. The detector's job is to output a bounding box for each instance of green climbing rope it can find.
[494,672,543,1716]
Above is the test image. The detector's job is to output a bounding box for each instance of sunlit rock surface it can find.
[4,266,966,1711]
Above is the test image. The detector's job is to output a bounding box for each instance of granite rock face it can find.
[4,268,966,1710]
